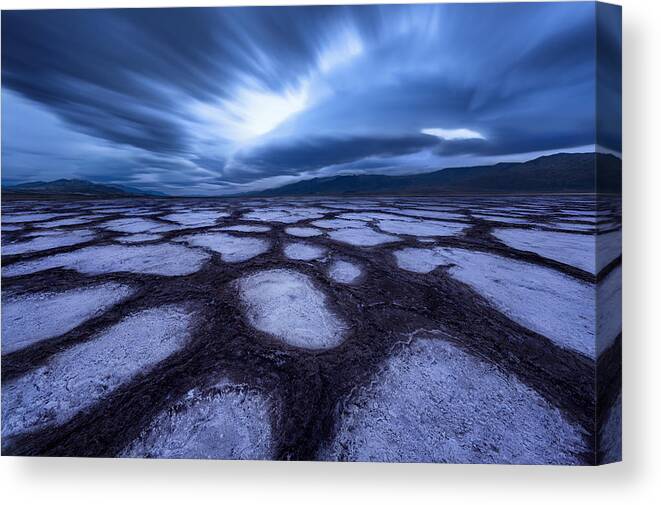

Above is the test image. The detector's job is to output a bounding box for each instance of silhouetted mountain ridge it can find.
[3,179,167,197]
[247,152,621,196]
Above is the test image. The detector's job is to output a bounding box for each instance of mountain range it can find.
[2,153,621,199]
[246,152,621,197]
[2,179,167,198]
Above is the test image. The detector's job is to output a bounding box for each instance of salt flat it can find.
[0,195,620,463]
[3,229,96,255]
[493,228,597,273]
[2,305,195,442]
[163,210,229,227]
[174,232,269,262]
[2,283,134,354]
[120,380,274,460]
[3,243,210,277]
[377,219,467,237]
[328,226,400,246]
[321,336,587,464]
[394,246,596,356]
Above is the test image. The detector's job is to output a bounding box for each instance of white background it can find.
[0,0,658,503]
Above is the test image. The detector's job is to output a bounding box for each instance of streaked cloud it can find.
[1,3,621,195]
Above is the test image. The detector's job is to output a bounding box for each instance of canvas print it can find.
[0,2,621,464]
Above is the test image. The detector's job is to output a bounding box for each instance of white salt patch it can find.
[3,230,96,256]
[3,243,209,277]
[283,242,326,261]
[321,201,379,210]
[24,230,64,237]
[377,219,467,237]
[163,210,229,227]
[1,283,133,355]
[120,380,274,460]
[556,216,599,224]
[493,228,597,274]
[94,207,141,214]
[321,336,586,464]
[285,227,323,237]
[2,212,65,223]
[1,305,195,440]
[407,205,461,212]
[220,224,271,233]
[101,218,178,233]
[115,233,163,243]
[473,214,531,225]
[596,231,622,272]
[559,209,598,218]
[241,209,297,223]
[328,227,400,247]
[310,219,365,229]
[394,247,596,356]
[328,260,362,284]
[33,217,98,228]
[242,208,326,223]
[236,269,346,349]
[130,209,161,216]
[544,222,595,232]
[597,266,622,355]
[395,209,466,220]
[338,212,416,222]
[175,232,269,262]
[2,224,23,232]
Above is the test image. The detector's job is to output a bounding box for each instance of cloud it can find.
[421,128,485,141]
[1,3,620,195]
[231,133,440,181]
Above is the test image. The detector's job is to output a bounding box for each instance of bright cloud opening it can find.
[421,128,486,141]
[192,82,310,144]
[229,84,310,140]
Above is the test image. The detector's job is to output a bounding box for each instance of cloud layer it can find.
[1,3,621,195]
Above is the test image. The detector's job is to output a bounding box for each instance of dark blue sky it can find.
[1,3,621,195]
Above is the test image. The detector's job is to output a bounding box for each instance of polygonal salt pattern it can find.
[0,195,620,463]
[377,219,467,237]
[120,380,275,460]
[3,243,210,277]
[3,230,96,255]
[2,283,134,354]
[2,305,196,443]
[2,212,69,224]
[174,232,270,262]
[101,218,179,233]
[163,210,229,227]
[493,228,597,273]
[394,246,597,357]
[321,336,587,464]
[328,227,400,247]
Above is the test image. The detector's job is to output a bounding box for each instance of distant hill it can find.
[247,152,621,197]
[2,179,167,198]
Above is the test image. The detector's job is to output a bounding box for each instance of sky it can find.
[1,3,621,196]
